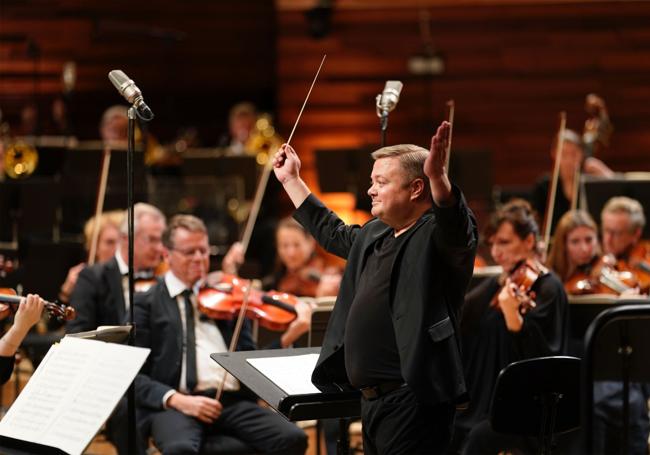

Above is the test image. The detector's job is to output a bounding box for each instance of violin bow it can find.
[445,99,455,171]
[542,111,567,258]
[216,282,252,401]
[87,145,112,265]
[240,54,327,255]
[217,55,326,401]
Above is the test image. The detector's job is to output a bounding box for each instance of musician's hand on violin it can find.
[497,281,525,332]
[222,242,244,275]
[273,144,311,208]
[167,393,223,424]
[280,300,314,348]
[426,121,454,207]
[14,294,45,333]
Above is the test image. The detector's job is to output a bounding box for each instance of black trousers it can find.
[361,385,455,455]
[142,394,307,455]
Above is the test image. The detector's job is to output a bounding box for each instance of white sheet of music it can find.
[246,353,321,395]
[0,337,149,455]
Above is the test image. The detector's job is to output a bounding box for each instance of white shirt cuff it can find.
[162,389,177,409]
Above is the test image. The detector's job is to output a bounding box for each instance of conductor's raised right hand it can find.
[167,393,223,424]
[272,143,301,184]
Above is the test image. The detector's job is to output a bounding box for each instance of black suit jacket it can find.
[294,186,478,405]
[133,279,256,415]
[66,257,126,334]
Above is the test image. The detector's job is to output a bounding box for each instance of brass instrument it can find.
[245,113,284,166]
[4,141,38,179]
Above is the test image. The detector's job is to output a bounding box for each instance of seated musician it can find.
[452,199,569,454]
[58,210,124,304]
[66,203,166,335]
[133,214,307,454]
[601,196,649,293]
[225,217,342,299]
[547,209,640,295]
[0,294,44,384]
[530,129,614,235]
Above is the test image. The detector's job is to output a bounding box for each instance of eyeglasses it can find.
[171,247,210,258]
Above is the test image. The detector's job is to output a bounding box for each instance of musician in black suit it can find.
[65,202,165,454]
[66,203,166,334]
[133,214,308,455]
[272,121,478,454]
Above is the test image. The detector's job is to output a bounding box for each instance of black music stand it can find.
[582,303,650,454]
[211,347,360,454]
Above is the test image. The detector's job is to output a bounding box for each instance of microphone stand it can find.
[126,106,137,455]
[375,94,390,147]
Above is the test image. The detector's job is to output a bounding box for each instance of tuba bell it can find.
[245,113,284,166]
[4,141,38,179]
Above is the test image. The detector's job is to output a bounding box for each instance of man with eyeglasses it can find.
[593,196,650,454]
[132,214,308,455]
[66,202,166,454]
[67,202,166,334]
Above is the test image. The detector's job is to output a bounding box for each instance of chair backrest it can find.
[490,356,581,437]
[582,303,650,453]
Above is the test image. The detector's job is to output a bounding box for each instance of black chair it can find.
[490,356,581,455]
[582,302,650,454]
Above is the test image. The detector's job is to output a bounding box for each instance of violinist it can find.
[58,210,124,304]
[0,294,44,384]
[452,199,568,454]
[132,214,307,455]
[64,203,164,454]
[601,196,650,292]
[547,210,639,295]
[531,129,614,235]
[66,203,166,335]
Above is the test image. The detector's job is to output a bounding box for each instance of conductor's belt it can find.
[359,381,406,401]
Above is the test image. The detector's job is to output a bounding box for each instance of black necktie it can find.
[182,290,198,392]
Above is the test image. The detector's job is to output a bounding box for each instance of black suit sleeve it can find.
[293,194,361,259]
[66,265,97,334]
[133,290,175,410]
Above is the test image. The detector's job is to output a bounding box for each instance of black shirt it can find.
[344,231,405,388]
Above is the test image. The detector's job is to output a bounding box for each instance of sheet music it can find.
[247,354,321,395]
[0,337,149,455]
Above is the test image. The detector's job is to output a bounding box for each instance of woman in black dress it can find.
[453,199,569,454]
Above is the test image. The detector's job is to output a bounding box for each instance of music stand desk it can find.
[211,347,360,422]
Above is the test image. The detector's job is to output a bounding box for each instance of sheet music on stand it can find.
[0,337,149,455]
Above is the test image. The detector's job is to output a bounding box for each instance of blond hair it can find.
[371,144,430,198]
[83,210,124,252]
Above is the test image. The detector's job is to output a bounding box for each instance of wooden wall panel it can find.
[275,0,650,212]
[0,0,276,142]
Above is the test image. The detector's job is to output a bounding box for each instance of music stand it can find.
[211,347,360,454]
[582,174,650,238]
[582,303,650,454]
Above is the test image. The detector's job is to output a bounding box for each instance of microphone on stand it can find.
[376,80,403,118]
[108,70,154,121]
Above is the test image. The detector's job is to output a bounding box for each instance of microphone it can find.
[376,80,403,118]
[108,70,154,121]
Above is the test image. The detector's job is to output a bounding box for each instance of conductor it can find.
[272,121,478,453]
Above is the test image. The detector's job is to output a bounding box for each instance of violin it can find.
[197,274,299,332]
[0,289,76,322]
[493,259,548,315]
[133,259,169,293]
[622,241,650,293]
[564,254,638,295]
